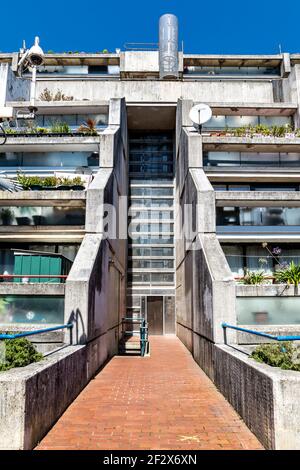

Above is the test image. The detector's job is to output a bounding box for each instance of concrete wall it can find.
[215,344,300,450]
[35,79,275,104]
[0,63,30,104]
[0,339,119,450]
[64,98,128,364]
[175,100,236,377]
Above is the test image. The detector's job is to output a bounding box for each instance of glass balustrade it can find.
[0,295,64,324]
[184,65,280,76]
[237,297,300,325]
[204,152,300,167]
[15,114,108,130]
[0,206,85,226]
[0,151,99,168]
[203,115,292,130]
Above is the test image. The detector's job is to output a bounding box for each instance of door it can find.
[147,296,163,335]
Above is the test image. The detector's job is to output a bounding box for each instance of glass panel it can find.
[128,132,174,290]
[0,295,64,324]
[217,207,300,227]
[131,199,173,208]
[129,223,174,233]
[280,153,300,167]
[260,116,292,127]
[226,115,258,128]
[241,152,279,166]
[131,259,174,269]
[130,237,174,245]
[212,184,227,191]
[246,246,273,274]
[151,273,174,283]
[204,152,240,166]
[237,297,300,325]
[228,184,251,191]
[130,187,173,196]
[185,66,280,76]
[129,210,173,220]
[0,152,99,168]
[203,115,226,129]
[204,152,300,167]
[130,247,174,257]
[0,207,85,226]
[222,245,244,276]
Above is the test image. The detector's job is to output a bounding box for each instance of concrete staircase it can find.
[119,336,141,356]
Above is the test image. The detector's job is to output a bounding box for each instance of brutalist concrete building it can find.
[1,14,300,450]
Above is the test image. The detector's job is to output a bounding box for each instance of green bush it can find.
[274,261,300,287]
[16,173,84,189]
[0,338,43,372]
[251,342,300,371]
[240,270,266,285]
[50,121,71,134]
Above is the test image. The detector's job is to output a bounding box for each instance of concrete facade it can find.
[2,44,300,448]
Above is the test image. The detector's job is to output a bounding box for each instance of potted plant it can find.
[274,261,300,294]
[240,270,266,285]
[0,208,14,225]
[77,118,98,136]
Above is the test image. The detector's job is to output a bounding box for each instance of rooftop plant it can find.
[77,118,98,135]
[39,88,74,102]
[240,270,266,285]
[0,337,43,372]
[274,261,300,287]
[50,121,71,134]
[16,173,85,190]
[229,123,294,138]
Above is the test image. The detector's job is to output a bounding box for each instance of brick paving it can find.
[37,336,263,450]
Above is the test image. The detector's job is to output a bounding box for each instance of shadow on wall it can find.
[68,308,87,344]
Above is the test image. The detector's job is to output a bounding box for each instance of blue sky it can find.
[0,0,298,54]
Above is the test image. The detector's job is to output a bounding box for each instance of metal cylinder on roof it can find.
[159,14,179,79]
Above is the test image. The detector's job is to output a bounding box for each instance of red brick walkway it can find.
[37,336,263,450]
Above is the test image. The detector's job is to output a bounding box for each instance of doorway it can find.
[147,296,164,335]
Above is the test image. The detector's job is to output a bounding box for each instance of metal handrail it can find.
[121,317,149,356]
[122,317,144,323]
[140,320,149,357]
[222,322,300,342]
[0,323,73,340]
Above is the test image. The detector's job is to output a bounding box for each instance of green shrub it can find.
[50,121,71,134]
[0,338,43,372]
[274,261,300,287]
[251,342,300,371]
[240,270,266,285]
[16,173,84,189]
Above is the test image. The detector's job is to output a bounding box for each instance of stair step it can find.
[119,344,141,350]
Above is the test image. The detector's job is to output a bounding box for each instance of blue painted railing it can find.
[0,323,73,340]
[222,322,300,342]
[140,320,149,357]
[121,317,149,356]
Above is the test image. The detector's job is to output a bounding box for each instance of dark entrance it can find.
[147,296,164,335]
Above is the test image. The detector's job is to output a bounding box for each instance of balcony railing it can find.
[0,295,65,324]
[217,207,300,230]
[0,206,85,226]
[0,249,72,283]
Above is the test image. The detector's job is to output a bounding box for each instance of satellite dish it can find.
[189,104,212,133]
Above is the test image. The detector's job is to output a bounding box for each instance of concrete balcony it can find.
[203,135,300,152]
[1,134,100,152]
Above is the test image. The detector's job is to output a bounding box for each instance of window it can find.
[205,152,300,167]
[203,115,292,130]
[184,65,281,77]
